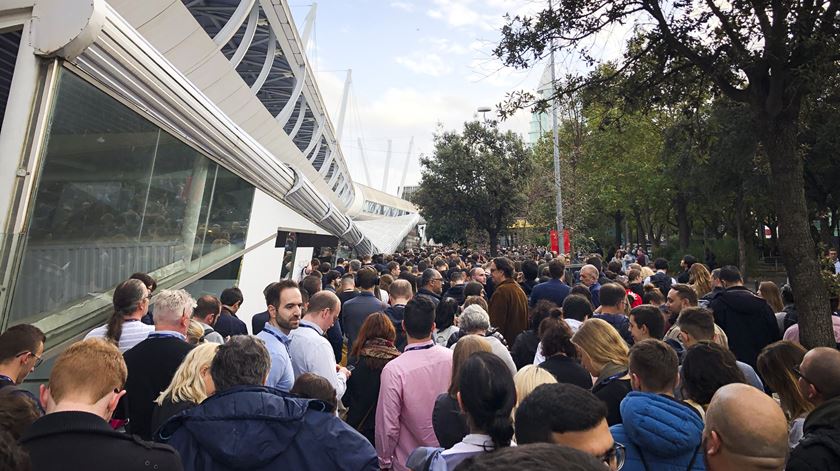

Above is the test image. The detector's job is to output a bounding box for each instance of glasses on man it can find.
[17,351,43,369]
[599,442,625,470]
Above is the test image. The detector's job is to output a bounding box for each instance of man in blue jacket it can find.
[157,336,377,471]
[529,259,571,307]
[610,339,705,470]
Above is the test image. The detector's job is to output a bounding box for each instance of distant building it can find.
[528,63,554,146]
[400,185,420,202]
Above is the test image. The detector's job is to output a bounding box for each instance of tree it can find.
[413,122,532,256]
[495,1,839,348]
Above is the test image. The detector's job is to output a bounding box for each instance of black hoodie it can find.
[707,285,780,367]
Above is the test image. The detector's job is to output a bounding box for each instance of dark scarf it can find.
[359,337,400,369]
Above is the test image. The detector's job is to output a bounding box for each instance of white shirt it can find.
[288,319,347,400]
[85,320,153,353]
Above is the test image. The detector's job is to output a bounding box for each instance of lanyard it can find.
[147,332,184,340]
[299,324,323,336]
[0,374,13,384]
[263,326,291,346]
[404,343,435,352]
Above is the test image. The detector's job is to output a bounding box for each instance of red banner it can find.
[549,229,559,254]
[563,229,571,254]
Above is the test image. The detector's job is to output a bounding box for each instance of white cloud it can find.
[390,1,415,12]
[395,52,452,76]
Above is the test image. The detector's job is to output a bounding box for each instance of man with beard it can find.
[255,280,303,392]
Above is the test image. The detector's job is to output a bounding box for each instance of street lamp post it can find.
[477,106,492,123]
[548,0,565,255]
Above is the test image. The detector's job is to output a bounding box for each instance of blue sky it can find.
[290,0,548,196]
[290,1,632,196]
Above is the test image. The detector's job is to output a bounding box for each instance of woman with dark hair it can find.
[434,298,460,346]
[438,352,515,468]
[415,351,516,470]
[537,319,592,390]
[757,341,813,447]
[85,278,152,353]
[433,336,492,449]
[344,313,401,446]
[510,300,556,370]
[681,341,746,413]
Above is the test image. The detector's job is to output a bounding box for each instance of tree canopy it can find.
[412,121,532,256]
[495,1,840,347]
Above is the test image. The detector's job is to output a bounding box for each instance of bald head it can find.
[704,383,788,470]
[799,347,840,404]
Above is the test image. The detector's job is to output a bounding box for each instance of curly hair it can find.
[539,318,577,359]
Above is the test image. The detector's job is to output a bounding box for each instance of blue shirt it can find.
[529,279,571,307]
[256,323,295,392]
[590,282,602,308]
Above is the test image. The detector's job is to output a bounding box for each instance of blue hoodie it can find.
[610,392,705,471]
[157,385,378,471]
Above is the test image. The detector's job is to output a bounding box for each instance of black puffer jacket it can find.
[787,397,840,471]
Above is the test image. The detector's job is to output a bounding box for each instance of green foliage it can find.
[412,122,533,252]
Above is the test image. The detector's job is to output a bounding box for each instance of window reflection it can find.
[9,71,254,327]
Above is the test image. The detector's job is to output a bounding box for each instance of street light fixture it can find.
[477,106,492,122]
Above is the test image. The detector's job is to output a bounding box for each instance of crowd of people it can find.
[1,246,840,470]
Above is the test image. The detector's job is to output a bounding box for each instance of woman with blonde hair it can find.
[513,364,557,414]
[150,342,219,435]
[433,335,492,448]
[756,341,813,448]
[639,266,655,281]
[688,263,712,298]
[572,318,631,426]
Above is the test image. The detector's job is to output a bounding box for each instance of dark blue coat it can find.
[528,279,571,307]
[157,386,378,471]
[610,392,705,471]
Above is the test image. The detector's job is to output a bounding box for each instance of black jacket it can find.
[251,310,269,335]
[708,286,781,367]
[121,336,194,440]
[539,355,593,390]
[788,397,840,471]
[214,308,247,338]
[20,411,182,471]
[150,398,195,439]
[511,330,540,371]
[416,288,442,308]
[443,284,466,305]
[384,304,407,352]
[344,356,393,446]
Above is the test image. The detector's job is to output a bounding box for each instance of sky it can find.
[289,0,552,197]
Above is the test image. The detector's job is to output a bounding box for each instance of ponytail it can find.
[457,351,516,450]
[106,279,147,345]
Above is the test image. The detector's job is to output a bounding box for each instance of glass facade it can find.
[9,71,255,328]
[363,200,410,217]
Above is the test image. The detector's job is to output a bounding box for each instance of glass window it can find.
[8,71,254,330]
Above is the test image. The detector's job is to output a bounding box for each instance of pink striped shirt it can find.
[375,340,453,470]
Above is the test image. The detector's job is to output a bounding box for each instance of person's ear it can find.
[108,389,127,415]
[39,384,50,411]
[640,325,649,337]
[630,373,641,391]
[705,430,722,455]
[808,383,819,401]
